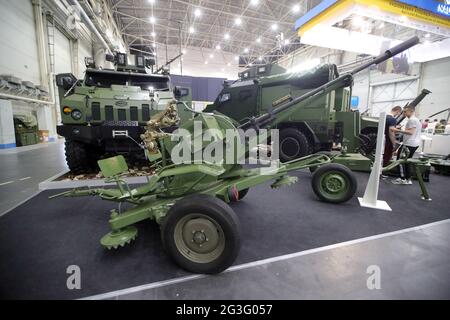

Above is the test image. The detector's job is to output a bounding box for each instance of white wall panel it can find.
[78,37,92,78]
[370,78,419,116]
[54,28,72,74]
[0,0,40,84]
[417,56,450,120]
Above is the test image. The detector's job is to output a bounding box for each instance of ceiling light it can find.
[244,48,249,53]
[209,54,214,58]
[215,45,221,50]
[424,33,431,38]
[235,17,242,26]
[258,56,262,61]
[292,4,300,13]
[152,43,156,48]
[284,39,290,45]
[151,31,156,37]
[271,23,278,31]
[221,68,225,72]
[224,33,230,40]
[249,63,253,67]
[234,56,239,61]
[189,26,195,33]
[149,16,156,24]
[250,0,259,5]
[256,37,261,43]
[148,0,155,4]
[205,61,208,64]
[227,62,231,66]
[181,49,186,54]
[194,8,202,17]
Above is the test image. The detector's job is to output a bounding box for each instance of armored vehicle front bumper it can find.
[57,123,145,150]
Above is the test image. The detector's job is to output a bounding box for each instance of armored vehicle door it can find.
[213,83,258,123]
[174,86,193,123]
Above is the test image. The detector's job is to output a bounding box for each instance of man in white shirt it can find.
[392,106,422,185]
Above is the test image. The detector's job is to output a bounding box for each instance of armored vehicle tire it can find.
[359,132,377,160]
[65,140,97,174]
[311,163,357,204]
[279,128,312,163]
[161,194,241,274]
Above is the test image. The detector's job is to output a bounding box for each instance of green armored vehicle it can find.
[204,63,364,162]
[56,53,191,173]
[205,64,430,163]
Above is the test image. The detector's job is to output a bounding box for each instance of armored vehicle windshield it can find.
[84,69,171,91]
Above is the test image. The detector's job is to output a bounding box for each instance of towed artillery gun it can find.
[51,37,421,274]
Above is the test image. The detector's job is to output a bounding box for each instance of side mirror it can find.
[173,86,190,99]
[56,73,78,91]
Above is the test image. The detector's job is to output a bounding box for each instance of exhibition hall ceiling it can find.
[107,0,320,65]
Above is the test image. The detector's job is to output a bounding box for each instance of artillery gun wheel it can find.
[65,140,98,174]
[279,128,312,162]
[311,164,357,203]
[161,194,241,274]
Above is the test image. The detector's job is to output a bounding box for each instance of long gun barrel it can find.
[427,107,450,120]
[240,36,420,130]
[156,54,183,73]
[395,89,432,124]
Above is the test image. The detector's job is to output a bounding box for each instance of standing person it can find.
[422,119,429,130]
[383,106,402,167]
[392,106,422,185]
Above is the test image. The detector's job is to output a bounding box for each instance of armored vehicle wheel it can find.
[311,163,357,203]
[279,128,312,162]
[359,132,377,160]
[65,140,97,174]
[161,194,241,274]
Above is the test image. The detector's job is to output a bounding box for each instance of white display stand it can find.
[358,112,392,211]
[419,134,432,155]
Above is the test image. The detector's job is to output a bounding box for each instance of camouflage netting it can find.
[140,100,179,154]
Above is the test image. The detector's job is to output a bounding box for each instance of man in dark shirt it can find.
[383,106,402,167]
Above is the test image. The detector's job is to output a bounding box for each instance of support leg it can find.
[415,165,431,201]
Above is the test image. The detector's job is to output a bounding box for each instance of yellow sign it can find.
[298,0,450,36]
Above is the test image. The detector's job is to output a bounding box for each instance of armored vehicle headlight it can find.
[63,107,72,114]
[71,109,83,120]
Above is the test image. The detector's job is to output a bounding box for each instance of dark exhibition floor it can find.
[0,142,449,300]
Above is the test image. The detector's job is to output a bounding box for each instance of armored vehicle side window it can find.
[219,93,231,103]
[85,72,127,87]
[84,71,170,92]
[129,75,170,91]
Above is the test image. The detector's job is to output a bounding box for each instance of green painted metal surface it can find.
[98,155,129,178]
